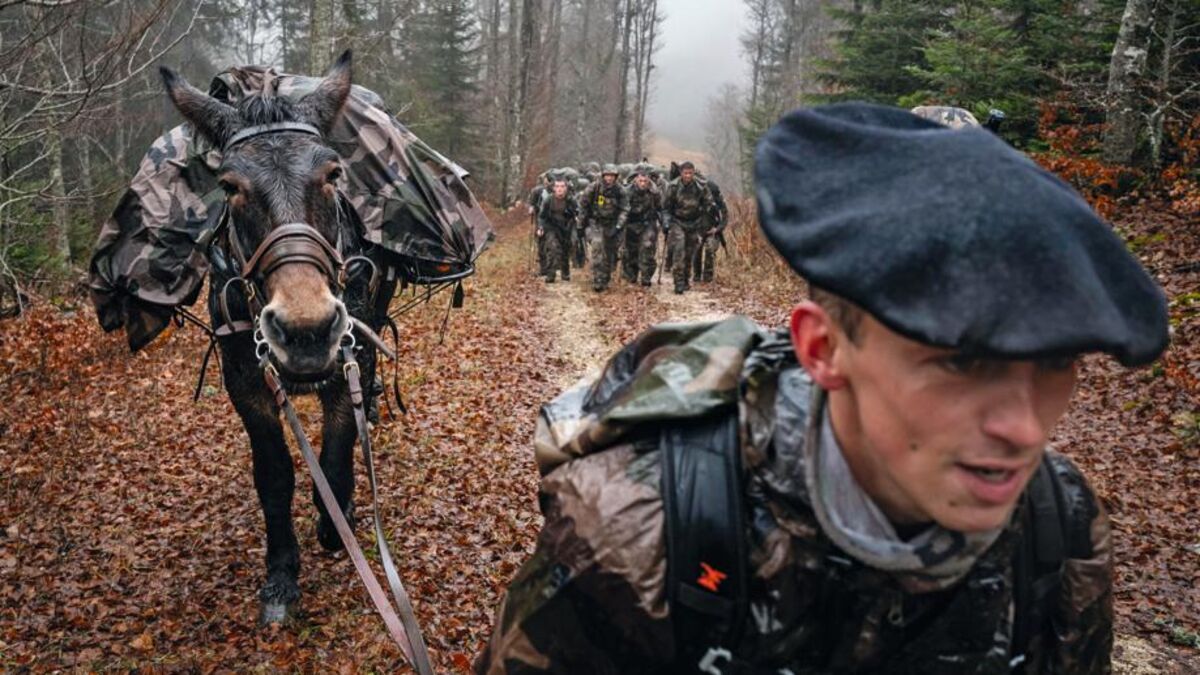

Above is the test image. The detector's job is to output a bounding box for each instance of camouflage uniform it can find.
[475,318,1114,674]
[537,193,577,283]
[578,174,630,291]
[662,176,715,293]
[693,178,729,283]
[622,180,662,286]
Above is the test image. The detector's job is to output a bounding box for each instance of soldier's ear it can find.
[298,50,352,135]
[159,67,241,147]
[791,301,849,391]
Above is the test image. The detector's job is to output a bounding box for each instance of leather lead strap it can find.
[343,346,432,671]
[263,364,433,674]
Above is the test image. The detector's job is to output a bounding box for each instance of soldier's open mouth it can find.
[965,466,1014,484]
[955,462,1027,504]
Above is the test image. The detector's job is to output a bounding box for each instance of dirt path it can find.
[650,281,727,323]
[540,279,613,388]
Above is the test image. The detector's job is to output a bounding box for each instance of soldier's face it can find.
[791,305,1078,533]
[681,169,695,183]
[603,173,616,186]
[553,182,568,198]
[635,175,650,189]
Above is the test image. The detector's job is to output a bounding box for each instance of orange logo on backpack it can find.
[697,562,727,592]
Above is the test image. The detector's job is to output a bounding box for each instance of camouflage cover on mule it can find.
[90,65,493,351]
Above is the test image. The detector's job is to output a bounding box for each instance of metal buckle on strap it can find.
[223,122,322,151]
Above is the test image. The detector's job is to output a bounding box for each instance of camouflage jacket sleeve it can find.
[615,185,631,230]
[576,184,594,227]
[1038,452,1115,674]
[474,446,675,674]
[660,182,676,229]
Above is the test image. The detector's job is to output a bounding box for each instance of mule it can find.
[160,51,394,624]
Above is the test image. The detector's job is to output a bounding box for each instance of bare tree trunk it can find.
[574,0,595,159]
[542,0,563,163]
[515,0,540,189]
[613,0,633,162]
[77,134,94,223]
[1148,0,1180,168]
[744,0,771,109]
[1102,0,1155,165]
[46,125,71,264]
[499,0,520,205]
[310,0,335,74]
[631,0,659,159]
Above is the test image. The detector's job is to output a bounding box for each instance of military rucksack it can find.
[661,409,1089,674]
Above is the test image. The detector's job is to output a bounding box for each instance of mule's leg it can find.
[226,365,302,624]
[314,381,358,551]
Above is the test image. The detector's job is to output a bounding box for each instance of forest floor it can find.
[0,207,1197,672]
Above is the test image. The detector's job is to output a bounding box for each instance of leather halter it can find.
[224,122,321,151]
[241,222,344,282]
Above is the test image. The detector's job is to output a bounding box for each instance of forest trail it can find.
[0,210,1195,673]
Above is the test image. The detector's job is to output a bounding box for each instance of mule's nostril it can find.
[262,308,287,345]
[330,304,349,342]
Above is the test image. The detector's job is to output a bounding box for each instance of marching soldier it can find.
[622,168,662,287]
[536,178,577,283]
[578,164,630,292]
[693,176,729,284]
[662,161,715,294]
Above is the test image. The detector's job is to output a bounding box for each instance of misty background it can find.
[646,0,747,155]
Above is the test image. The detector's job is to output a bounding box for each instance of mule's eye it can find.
[219,179,239,197]
[326,167,343,184]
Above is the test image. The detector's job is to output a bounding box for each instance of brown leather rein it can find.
[206,124,433,672]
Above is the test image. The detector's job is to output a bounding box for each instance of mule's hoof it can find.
[316,504,355,552]
[258,578,301,626]
[258,598,302,626]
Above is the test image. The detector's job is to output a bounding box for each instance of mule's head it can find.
[161,52,355,381]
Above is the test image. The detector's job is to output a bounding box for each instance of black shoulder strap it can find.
[1011,453,1077,670]
[661,411,749,667]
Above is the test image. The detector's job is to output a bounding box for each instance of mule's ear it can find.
[298,50,352,135]
[159,66,241,147]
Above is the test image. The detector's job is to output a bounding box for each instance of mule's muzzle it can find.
[260,300,349,380]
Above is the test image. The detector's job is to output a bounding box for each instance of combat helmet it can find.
[601,163,619,177]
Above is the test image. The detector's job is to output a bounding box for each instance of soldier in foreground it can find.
[693,175,729,284]
[578,164,629,292]
[622,168,662,287]
[536,178,577,283]
[475,104,1168,673]
[662,161,715,294]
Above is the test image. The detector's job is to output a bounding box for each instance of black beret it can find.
[755,102,1168,366]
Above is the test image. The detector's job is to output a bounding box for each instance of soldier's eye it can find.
[938,355,995,376]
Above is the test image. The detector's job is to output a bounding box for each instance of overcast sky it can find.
[646,0,749,153]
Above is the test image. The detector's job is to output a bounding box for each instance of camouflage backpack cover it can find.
[90,65,493,351]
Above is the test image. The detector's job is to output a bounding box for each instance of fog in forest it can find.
[646,0,748,156]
